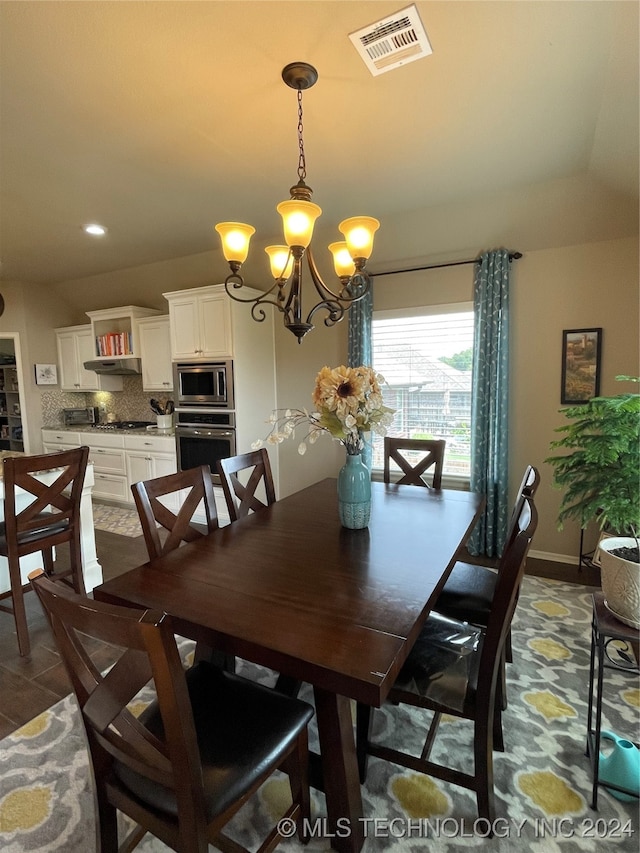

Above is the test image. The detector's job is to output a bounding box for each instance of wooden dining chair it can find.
[217,448,276,521]
[29,569,314,853]
[0,446,89,656]
[131,464,219,559]
[356,496,538,823]
[433,465,540,659]
[383,437,446,488]
[131,465,234,669]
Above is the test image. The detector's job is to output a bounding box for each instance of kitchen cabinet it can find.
[86,306,161,360]
[56,325,123,392]
[125,433,178,511]
[42,430,82,453]
[41,428,178,508]
[137,315,173,392]
[163,285,232,359]
[84,432,129,503]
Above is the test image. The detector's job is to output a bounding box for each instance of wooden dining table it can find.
[94,477,484,853]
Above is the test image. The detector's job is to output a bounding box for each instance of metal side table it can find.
[586,592,639,808]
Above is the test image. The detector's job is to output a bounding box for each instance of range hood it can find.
[83,358,142,375]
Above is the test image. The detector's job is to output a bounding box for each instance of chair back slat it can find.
[131,465,218,560]
[217,449,276,521]
[383,437,446,488]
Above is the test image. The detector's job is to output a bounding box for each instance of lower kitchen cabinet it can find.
[41,429,177,507]
[125,434,178,511]
[85,433,129,502]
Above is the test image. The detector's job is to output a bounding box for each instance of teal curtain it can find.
[348,283,373,468]
[468,249,511,557]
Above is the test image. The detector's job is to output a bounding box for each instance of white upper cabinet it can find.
[137,315,173,392]
[163,285,232,360]
[56,325,123,392]
[86,306,161,360]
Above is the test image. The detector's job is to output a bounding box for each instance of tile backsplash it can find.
[41,376,171,426]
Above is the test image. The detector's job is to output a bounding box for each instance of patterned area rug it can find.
[92,502,143,538]
[0,577,638,852]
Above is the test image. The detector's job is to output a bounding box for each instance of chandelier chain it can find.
[297,88,306,182]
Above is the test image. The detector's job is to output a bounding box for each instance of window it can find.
[372,304,474,479]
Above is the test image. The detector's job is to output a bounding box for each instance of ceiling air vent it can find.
[349,4,432,77]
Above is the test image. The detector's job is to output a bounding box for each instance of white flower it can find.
[298,442,307,455]
[251,439,263,449]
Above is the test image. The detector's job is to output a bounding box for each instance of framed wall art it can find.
[561,328,602,404]
[34,363,58,385]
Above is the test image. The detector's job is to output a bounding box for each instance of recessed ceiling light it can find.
[83,223,108,236]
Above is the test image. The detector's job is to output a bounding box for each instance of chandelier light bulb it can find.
[276,199,322,249]
[339,216,380,260]
[215,222,256,264]
[265,245,294,280]
[328,242,356,279]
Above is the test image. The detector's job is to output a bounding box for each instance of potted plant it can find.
[546,375,640,627]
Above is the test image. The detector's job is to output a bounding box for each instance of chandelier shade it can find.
[214,62,379,343]
[215,222,255,265]
[265,245,295,280]
[276,198,322,249]
[328,242,356,279]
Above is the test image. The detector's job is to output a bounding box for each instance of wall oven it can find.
[174,409,236,484]
[174,360,233,408]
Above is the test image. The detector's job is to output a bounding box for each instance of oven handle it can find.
[175,426,235,438]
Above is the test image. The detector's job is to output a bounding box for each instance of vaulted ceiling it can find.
[1,1,637,285]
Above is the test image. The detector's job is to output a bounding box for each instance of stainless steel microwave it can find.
[173,360,234,408]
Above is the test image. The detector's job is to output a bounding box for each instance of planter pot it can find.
[597,536,640,629]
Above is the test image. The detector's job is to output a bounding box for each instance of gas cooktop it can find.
[91,421,155,431]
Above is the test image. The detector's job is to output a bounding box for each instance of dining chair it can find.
[216,449,302,696]
[29,569,314,853]
[433,465,540,656]
[0,446,89,656]
[383,437,446,488]
[131,465,234,670]
[216,448,276,521]
[131,464,219,559]
[356,496,538,823]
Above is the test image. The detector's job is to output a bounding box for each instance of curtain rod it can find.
[372,251,522,278]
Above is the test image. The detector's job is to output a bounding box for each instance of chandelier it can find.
[215,62,380,343]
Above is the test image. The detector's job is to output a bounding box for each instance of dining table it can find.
[93,477,484,853]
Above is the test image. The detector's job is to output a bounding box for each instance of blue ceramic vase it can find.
[599,730,640,802]
[337,453,371,529]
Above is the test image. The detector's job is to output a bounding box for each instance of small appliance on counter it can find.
[62,406,99,426]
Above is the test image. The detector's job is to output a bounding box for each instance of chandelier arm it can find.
[305,248,372,306]
[224,273,282,305]
[306,298,346,329]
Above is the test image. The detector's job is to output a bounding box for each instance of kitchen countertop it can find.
[42,424,175,436]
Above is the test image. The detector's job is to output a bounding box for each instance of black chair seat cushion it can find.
[434,562,498,626]
[113,661,314,821]
[0,514,70,553]
[392,613,482,713]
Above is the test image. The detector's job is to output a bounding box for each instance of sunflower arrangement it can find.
[253,365,395,456]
